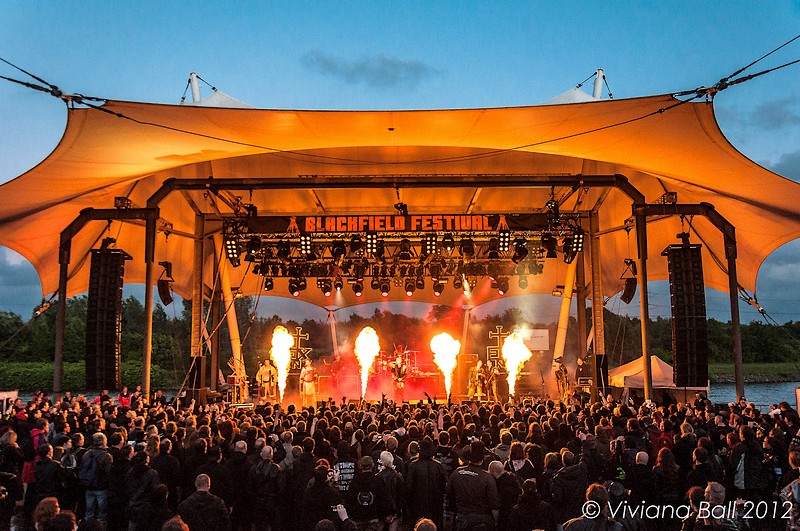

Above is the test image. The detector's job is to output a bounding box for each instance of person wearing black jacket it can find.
[150,439,181,512]
[686,447,716,490]
[224,441,251,530]
[178,474,230,531]
[33,444,67,506]
[510,478,558,531]
[248,445,284,531]
[346,456,391,530]
[489,460,521,530]
[552,450,589,523]
[404,437,447,530]
[125,451,162,531]
[108,443,134,531]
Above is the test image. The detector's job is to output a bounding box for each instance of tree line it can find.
[0,296,799,382]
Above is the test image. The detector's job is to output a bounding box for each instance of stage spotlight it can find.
[263,277,274,291]
[541,233,558,258]
[318,278,332,297]
[380,280,391,297]
[459,238,475,261]
[334,277,344,292]
[529,260,544,275]
[331,241,347,265]
[224,236,241,267]
[487,238,500,259]
[398,239,412,260]
[288,278,300,297]
[276,240,291,263]
[416,277,425,290]
[498,230,511,253]
[442,233,455,252]
[546,198,560,225]
[371,278,380,291]
[246,236,261,255]
[519,275,529,289]
[563,236,579,264]
[353,281,364,297]
[349,235,362,254]
[497,277,509,295]
[433,281,445,296]
[453,276,463,289]
[405,279,416,296]
[512,238,528,263]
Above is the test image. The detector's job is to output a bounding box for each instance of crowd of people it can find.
[0,388,799,531]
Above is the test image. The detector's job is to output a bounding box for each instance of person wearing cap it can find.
[345,456,391,530]
[604,480,651,531]
[405,436,447,530]
[446,441,500,529]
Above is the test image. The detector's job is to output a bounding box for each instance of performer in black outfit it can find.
[390,349,408,404]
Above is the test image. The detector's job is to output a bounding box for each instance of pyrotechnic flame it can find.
[502,331,532,397]
[354,326,381,398]
[430,332,460,398]
[270,325,294,401]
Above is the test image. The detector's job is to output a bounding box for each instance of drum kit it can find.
[373,347,420,375]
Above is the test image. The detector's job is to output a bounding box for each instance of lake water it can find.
[709,381,800,410]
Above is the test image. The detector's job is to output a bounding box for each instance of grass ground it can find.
[708,361,800,382]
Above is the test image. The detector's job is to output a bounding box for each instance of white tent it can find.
[609,355,677,388]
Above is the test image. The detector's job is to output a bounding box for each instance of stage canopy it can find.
[1,93,799,309]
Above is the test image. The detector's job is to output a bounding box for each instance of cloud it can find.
[0,247,43,318]
[302,51,440,89]
[748,96,800,130]
[770,149,800,181]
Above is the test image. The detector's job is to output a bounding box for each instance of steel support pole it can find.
[726,236,745,399]
[575,250,592,397]
[589,211,606,400]
[191,214,205,386]
[635,213,653,401]
[142,215,157,402]
[553,259,578,365]
[459,305,473,400]
[54,258,68,398]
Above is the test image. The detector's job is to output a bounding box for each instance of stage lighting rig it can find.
[224,236,241,267]
[511,238,528,263]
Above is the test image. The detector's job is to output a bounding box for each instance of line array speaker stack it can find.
[663,244,708,387]
[85,248,131,390]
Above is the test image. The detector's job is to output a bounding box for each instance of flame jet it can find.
[270,325,294,401]
[431,332,460,399]
[354,326,381,398]
[502,331,532,397]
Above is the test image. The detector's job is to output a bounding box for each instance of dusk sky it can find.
[1,2,799,325]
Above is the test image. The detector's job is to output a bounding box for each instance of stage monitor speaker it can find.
[663,244,708,388]
[157,279,174,306]
[85,247,131,391]
[620,278,637,304]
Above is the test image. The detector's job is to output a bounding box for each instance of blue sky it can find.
[1,2,799,324]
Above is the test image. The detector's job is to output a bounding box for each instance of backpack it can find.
[21,433,43,462]
[78,451,99,489]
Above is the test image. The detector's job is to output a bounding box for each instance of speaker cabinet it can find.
[85,248,131,390]
[663,244,708,387]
